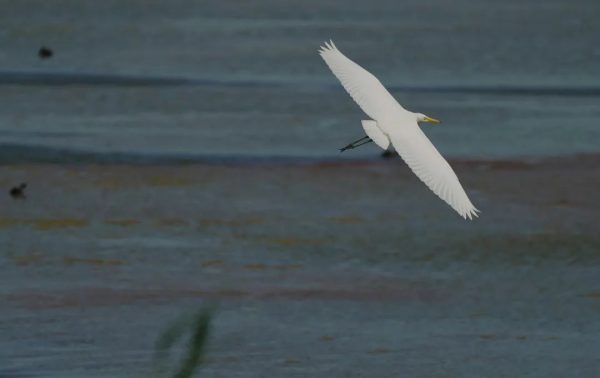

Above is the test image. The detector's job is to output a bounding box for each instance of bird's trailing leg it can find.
[339,136,373,152]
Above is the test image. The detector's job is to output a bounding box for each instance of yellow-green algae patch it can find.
[198,217,264,227]
[93,176,129,190]
[93,174,193,189]
[367,348,392,354]
[200,259,225,268]
[143,175,193,187]
[243,263,268,270]
[243,263,303,271]
[105,219,141,227]
[263,236,329,247]
[156,218,188,227]
[32,218,88,230]
[327,215,364,224]
[235,233,331,247]
[12,254,45,266]
[0,218,21,228]
[0,218,88,230]
[63,257,125,266]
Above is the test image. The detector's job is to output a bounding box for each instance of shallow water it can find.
[1,84,599,162]
[1,160,599,377]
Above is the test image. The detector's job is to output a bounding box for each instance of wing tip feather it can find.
[319,40,338,54]
[461,206,481,221]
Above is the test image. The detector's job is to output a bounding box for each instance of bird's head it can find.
[415,113,440,124]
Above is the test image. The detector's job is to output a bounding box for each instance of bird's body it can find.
[319,41,480,220]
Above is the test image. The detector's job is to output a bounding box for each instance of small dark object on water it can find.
[10,183,27,199]
[38,46,53,59]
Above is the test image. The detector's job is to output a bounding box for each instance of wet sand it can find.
[1,155,599,377]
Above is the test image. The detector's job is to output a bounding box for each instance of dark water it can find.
[0,1,599,377]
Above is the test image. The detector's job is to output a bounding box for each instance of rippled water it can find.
[0,1,599,378]
[0,0,599,162]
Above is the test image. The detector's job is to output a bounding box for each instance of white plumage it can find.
[361,120,390,150]
[319,40,480,220]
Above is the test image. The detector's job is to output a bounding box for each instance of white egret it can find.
[319,40,480,220]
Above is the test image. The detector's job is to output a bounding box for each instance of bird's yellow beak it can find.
[424,116,440,124]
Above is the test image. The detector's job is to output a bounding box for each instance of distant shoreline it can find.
[1,70,600,97]
[0,142,597,168]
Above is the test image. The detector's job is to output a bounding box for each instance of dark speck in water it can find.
[38,46,53,59]
[9,183,27,199]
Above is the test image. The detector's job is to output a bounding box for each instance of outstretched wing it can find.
[319,41,404,120]
[388,122,480,220]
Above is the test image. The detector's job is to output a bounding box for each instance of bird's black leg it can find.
[349,138,374,149]
[340,136,373,152]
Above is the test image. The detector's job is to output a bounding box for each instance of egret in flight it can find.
[319,41,480,220]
